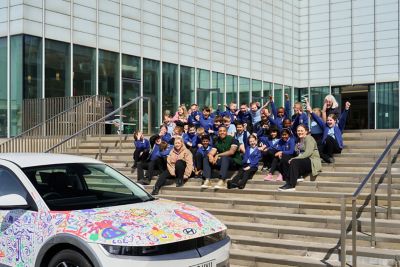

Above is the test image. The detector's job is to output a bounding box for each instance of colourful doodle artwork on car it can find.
[0,199,226,267]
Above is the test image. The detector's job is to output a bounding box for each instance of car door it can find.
[0,164,39,267]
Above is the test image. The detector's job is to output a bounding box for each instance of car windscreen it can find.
[22,163,154,211]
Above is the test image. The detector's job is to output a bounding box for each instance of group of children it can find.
[131,94,351,193]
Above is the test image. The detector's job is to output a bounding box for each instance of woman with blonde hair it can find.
[173,105,189,124]
[322,94,340,122]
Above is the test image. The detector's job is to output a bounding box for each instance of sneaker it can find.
[261,166,269,172]
[227,180,237,189]
[201,179,212,188]
[297,177,304,182]
[214,179,226,189]
[264,173,275,181]
[328,157,335,163]
[278,184,296,192]
[275,173,283,182]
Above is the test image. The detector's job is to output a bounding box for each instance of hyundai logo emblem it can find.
[183,228,196,235]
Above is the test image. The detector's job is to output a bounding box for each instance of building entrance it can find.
[339,85,370,129]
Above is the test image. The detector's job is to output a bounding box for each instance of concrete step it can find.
[230,239,397,267]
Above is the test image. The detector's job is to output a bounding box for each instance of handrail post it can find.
[352,198,357,267]
[370,172,376,248]
[99,134,102,160]
[387,148,392,219]
[340,196,347,267]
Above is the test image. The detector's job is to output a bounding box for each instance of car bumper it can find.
[89,237,231,267]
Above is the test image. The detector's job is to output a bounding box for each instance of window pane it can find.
[73,44,96,96]
[122,54,141,134]
[10,35,23,136]
[162,62,178,115]
[45,39,70,97]
[226,74,237,104]
[263,81,272,105]
[310,86,329,108]
[212,71,224,109]
[143,58,160,133]
[0,38,7,137]
[274,83,283,107]
[180,65,195,107]
[25,35,42,99]
[368,84,375,129]
[239,77,250,105]
[377,82,399,129]
[252,79,262,102]
[99,50,120,109]
[197,68,210,107]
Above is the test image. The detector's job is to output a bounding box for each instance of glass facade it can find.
[121,54,141,133]
[73,45,96,96]
[180,66,195,107]
[197,69,211,107]
[226,74,238,104]
[162,62,178,114]
[10,35,24,136]
[24,36,42,99]
[377,82,399,129]
[252,80,262,103]
[263,82,272,105]
[274,84,283,107]
[0,38,6,137]
[98,50,120,108]
[45,39,70,98]
[310,86,330,109]
[212,72,225,109]
[143,58,160,133]
[239,77,250,105]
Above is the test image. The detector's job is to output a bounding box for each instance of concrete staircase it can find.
[67,129,400,267]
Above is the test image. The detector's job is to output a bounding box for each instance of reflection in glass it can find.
[310,86,329,109]
[162,62,178,115]
[226,74,237,104]
[377,82,399,129]
[122,54,141,134]
[274,83,283,107]
[10,35,23,136]
[73,44,96,96]
[180,66,195,107]
[24,35,42,99]
[263,81,272,106]
[239,77,250,105]
[45,39,70,97]
[212,71,224,110]
[0,38,7,137]
[368,84,375,129]
[197,69,210,107]
[143,58,160,133]
[252,79,262,103]
[99,50,120,109]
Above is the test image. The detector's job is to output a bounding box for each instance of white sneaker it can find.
[201,179,212,188]
[297,178,304,182]
[214,179,226,189]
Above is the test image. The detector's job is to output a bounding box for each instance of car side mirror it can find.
[0,194,29,210]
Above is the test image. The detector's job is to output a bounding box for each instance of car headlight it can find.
[102,244,160,256]
[101,230,227,256]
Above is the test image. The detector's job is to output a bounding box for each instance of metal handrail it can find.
[339,129,400,267]
[45,96,151,154]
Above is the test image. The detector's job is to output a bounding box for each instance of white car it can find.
[0,153,230,267]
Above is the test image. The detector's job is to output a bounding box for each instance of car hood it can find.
[50,199,226,246]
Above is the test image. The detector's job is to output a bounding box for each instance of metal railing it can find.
[45,96,151,157]
[22,95,93,131]
[339,129,400,267]
[0,95,105,153]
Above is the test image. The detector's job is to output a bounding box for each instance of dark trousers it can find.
[318,136,341,162]
[133,148,150,166]
[262,148,278,172]
[154,160,186,189]
[195,152,205,170]
[137,157,166,182]
[230,167,257,189]
[279,155,311,188]
[203,156,238,180]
